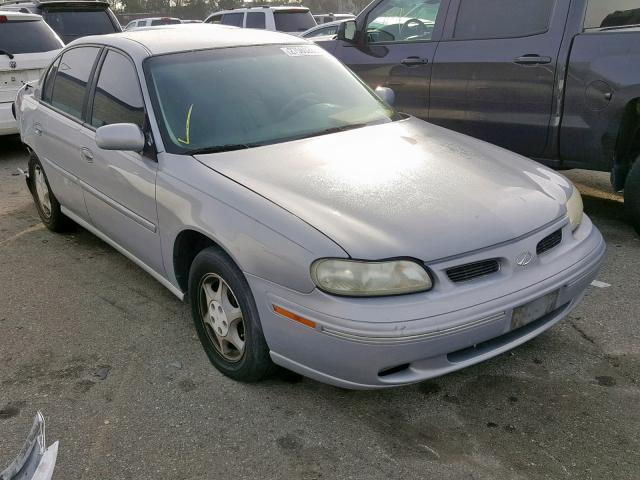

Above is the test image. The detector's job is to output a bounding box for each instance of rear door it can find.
[78,48,163,273]
[37,46,101,219]
[429,0,569,157]
[328,0,449,119]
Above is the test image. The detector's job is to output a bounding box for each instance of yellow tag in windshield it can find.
[178,104,193,145]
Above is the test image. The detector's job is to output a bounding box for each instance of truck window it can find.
[454,0,555,40]
[273,10,316,32]
[584,1,640,29]
[246,12,265,29]
[365,0,443,43]
[221,12,243,27]
[43,9,117,43]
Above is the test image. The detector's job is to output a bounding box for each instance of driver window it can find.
[366,0,442,43]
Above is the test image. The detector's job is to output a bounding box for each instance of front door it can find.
[78,49,163,274]
[328,0,449,119]
[429,0,570,158]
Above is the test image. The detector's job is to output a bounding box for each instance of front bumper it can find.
[248,215,606,389]
[0,102,18,135]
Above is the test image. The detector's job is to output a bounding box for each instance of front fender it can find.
[156,153,347,294]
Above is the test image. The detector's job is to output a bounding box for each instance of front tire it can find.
[188,247,276,382]
[28,153,73,232]
[625,157,640,235]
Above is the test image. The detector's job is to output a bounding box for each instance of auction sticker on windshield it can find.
[281,46,323,57]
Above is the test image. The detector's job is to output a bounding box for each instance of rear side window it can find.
[454,0,555,40]
[246,12,266,29]
[0,19,62,54]
[47,46,100,119]
[221,13,243,27]
[43,9,117,42]
[90,50,145,129]
[273,11,316,32]
[151,18,181,26]
[585,1,640,29]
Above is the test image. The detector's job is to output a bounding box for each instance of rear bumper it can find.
[0,102,18,135]
[248,216,606,389]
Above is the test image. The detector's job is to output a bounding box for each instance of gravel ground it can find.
[1,135,638,480]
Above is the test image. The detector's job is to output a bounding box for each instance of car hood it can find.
[195,117,571,261]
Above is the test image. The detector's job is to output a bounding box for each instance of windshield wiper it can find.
[0,50,15,59]
[305,123,369,139]
[186,144,253,155]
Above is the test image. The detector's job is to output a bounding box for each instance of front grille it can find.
[537,229,563,255]
[446,259,500,283]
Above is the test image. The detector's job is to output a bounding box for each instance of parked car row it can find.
[0,11,62,135]
[14,24,605,389]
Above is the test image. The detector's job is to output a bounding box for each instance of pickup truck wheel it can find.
[28,154,73,232]
[625,158,640,235]
[188,247,276,382]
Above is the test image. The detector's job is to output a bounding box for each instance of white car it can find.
[0,11,62,135]
[204,6,315,34]
[123,17,182,30]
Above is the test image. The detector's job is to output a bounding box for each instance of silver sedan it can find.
[16,25,605,389]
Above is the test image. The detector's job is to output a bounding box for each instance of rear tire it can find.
[188,247,276,382]
[625,157,640,235]
[28,153,73,233]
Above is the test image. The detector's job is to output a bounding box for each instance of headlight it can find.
[567,186,584,231]
[310,259,432,297]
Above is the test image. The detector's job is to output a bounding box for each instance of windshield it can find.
[43,9,117,43]
[585,0,640,29]
[145,44,396,155]
[273,11,316,32]
[0,20,62,54]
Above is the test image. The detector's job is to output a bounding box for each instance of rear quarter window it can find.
[0,19,62,54]
[584,1,640,29]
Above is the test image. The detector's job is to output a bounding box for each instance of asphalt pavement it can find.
[1,135,638,480]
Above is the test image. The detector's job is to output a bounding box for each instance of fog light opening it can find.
[378,363,411,378]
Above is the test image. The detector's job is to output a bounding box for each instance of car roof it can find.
[0,9,41,19]
[72,23,305,56]
[211,6,309,14]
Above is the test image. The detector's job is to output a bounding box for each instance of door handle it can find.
[514,55,552,65]
[401,56,429,67]
[81,147,94,163]
[33,123,42,136]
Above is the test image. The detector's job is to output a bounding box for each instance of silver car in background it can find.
[15,25,605,389]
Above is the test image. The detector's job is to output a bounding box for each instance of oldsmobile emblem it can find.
[515,251,534,267]
[9,60,17,69]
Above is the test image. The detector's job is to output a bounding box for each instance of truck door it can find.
[429,0,570,158]
[327,0,450,119]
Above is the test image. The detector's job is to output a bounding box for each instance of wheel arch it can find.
[172,228,241,295]
[612,98,640,190]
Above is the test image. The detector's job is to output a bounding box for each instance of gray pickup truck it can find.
[317,0,640,232]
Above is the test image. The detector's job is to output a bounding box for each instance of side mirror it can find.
[95,123,145,152]
[375,86,395,106]
[336,20,357,42]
